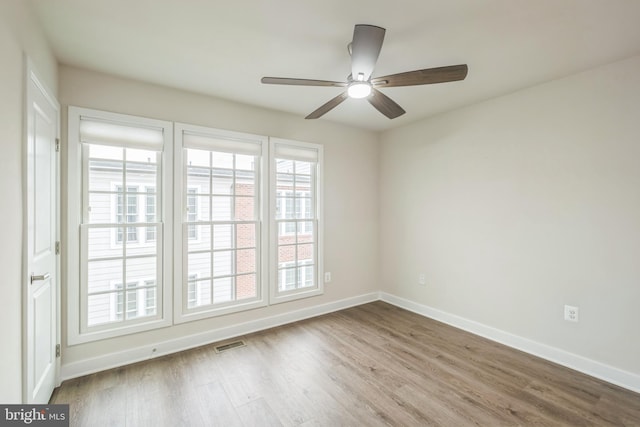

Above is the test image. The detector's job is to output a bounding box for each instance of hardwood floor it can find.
[51,302,640,426]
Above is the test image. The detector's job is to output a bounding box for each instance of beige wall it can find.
[0,0,57,403]
[59,65,380,364]
[380,54,640,374]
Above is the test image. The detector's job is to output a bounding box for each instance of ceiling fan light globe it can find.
[348,82,372,99]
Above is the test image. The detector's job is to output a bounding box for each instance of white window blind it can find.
[79,117,165,150]
[182,131,262,156]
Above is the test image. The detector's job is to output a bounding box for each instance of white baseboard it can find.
[60,292,379,381]
[61,291,640,395]
[379,292,640,394]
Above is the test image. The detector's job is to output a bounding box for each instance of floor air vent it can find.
[214,340,246,353]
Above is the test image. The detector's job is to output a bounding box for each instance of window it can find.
[68,107,172,344]
[69,108,323,341]
[174,123,268,322]
[270,138,323,303]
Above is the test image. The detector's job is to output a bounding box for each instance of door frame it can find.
[22,57,61,403]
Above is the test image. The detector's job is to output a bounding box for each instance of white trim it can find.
[379,292,640,394]
[60,292,379,381]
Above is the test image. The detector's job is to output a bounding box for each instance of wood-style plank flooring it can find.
[51,302,640,426]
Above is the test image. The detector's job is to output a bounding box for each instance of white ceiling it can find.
[29,0,640,131]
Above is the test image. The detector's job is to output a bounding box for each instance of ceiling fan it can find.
[261,24,468,120]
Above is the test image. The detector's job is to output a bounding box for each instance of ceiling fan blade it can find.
[261,77,347,87]
[350,24,385,81]
[371,64,468,87]
[368,88,405,119]
[305,92,349,119]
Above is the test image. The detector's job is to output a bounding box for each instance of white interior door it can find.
[24,60,60,404]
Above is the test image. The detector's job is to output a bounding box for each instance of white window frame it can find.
[67,106,173,345]
[174,123,268,323]
[269,138,324,304]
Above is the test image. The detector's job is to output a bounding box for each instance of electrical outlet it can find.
[564,305,579,322]
[418,273,426,286]
[324,272,332,283]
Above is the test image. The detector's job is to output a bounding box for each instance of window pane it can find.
[213,224,233,250]
[126,148,157,164]
[187,167,211,194]
[237,249,255,274]
[298,265,314,289]
[194,195,210,222]
[297,243,314,266]
[188,252,211,279]
[126,256,157,284]
[236,274,256,300]
[88,144,122,161]
[212,173,233,195]
[213,251,233,277]
[278,225,296,244]
[126,228,157,257]
[145,190,157,223]
[186,148,210,167]
[235,196,254,221]
[212,196,232,220]
[236,223,255,249]
[212,152,233,169]
[87,192,112,224]
[297,221,314,243]
[235,154,255,171]
[295,161,312,175]
[276,159,294,174]
[213,277,232,303]
[188,279,212,308]
[126,288,139,320]
[145,287,156,316]
[278,267,296,292]
[87,293,117,326]
[235,172,255,196]
[187,224,211,252]
[278,245,295,267]
[145,225,157,242]
[126,163,157,190]
[87,227,121,259]
[88,160,122,192]
[276,173,294,190]
[87,259,122,294]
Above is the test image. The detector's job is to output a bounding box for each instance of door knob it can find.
[31,272,50,284]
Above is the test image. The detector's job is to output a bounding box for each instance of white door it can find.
[24,61,60,404]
